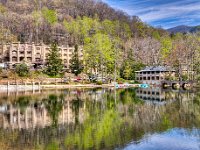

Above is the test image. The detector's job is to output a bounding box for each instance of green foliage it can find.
[16,96,31,113]
[0,4,7,13]
[69,44,84,76]
[181,74,189,81]
[161,115,172,130]
[152,31,161,40]
[45,141,59,150]
[96,81,103,85]
[15,63,30,77]
[120,61,145,80]
[117,77,126,84]
[44,94,63,127]
[65,109,122,150]
[119,89,144,105]
[161,37,172,60]
[45,42,63,77]
[42,7,57,25]
[84,33,115,74]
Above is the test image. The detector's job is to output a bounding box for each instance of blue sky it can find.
[102,0,200,29]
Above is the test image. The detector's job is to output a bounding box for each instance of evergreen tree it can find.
[45,42,63,77]
[70,44,83,76]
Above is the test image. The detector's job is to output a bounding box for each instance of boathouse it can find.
[135,66,175,85]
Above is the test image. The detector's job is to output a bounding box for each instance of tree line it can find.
[0,0,200,81]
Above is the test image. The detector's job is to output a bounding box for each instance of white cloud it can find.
[102,0,200,28]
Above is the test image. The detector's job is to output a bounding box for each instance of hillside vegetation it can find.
[0,0,200,81]
[0,0,166,44]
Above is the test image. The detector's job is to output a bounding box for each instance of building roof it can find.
[135,66,175,72]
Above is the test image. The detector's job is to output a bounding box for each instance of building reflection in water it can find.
[0,88,106,130]
[136,87,194,104]
[0,88,198,150]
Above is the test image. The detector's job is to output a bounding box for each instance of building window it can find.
[12,57,17,62]
[35,58,41,62]
[64,59,68,63]
[36,53,41,58]
[69,49,73,52]
[27,57,32,62]
[156,76,159,80]
[27,51,32,54]
[143,77,146,80]
[148,77,150,80]
[20,57,24,61]
[14,46,17,50]
[12,51,17,55]
[28,46,32,51]
[20,47,25,51]
[36,47,40,51]
[152,77,155,80]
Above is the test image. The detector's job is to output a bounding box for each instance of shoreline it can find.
[0,84,140,93]
[0,82,196,93]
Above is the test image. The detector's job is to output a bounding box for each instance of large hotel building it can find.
[0,42,83,69]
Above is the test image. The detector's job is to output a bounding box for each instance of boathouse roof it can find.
[135,66,175,73]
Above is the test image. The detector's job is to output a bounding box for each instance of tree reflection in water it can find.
[64,88,145,150]
[0,88,199,150]
[16,96,31,113]
[72,96,83,124]
[44,94,64,127]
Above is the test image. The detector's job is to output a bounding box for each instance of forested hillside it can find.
[0,0,165,44]
[0,0,200,81]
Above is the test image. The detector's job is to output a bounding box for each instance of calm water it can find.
[0,87,199,150]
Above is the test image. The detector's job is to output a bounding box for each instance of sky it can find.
[102,0,200,29]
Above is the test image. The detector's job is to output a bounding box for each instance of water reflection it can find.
[0,88,199,150]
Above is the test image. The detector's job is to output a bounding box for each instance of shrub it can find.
[117,78,125,84]
[15,63,29,77]
[96,81,103,85]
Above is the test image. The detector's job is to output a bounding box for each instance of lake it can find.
[0,87,199,150]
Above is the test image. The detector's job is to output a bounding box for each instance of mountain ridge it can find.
[167,25,200,33]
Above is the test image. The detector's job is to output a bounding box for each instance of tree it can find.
[45,42,63,77]
[160,37,172,62]
[44,94,63,127]
[69,44,83,76]
[15,63,30,77]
